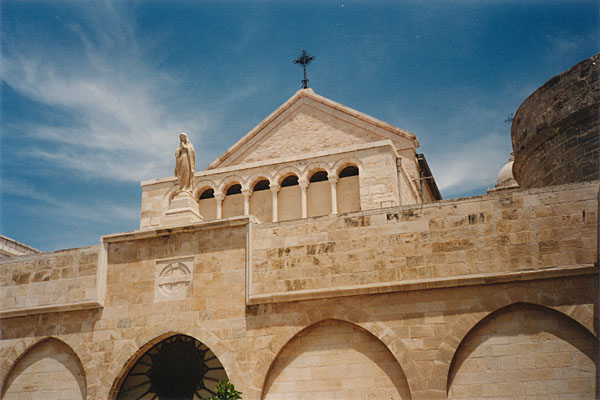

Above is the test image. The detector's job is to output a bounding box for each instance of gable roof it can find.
[206,88,419,170]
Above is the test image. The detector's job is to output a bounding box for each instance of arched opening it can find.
[116,334,228,400]
[280,175,298,187]
[225,184,242,195]
[447,303,598,399]
[337,165,360,213]
[198,188,216,220]
[309,170,328,182]
[222,183,243,218]
[253,180,270,191]
[199,189,215,199]
[250,179,272,223]
[2,338,87,400]
[262,319,411,399]
[307,170,331,217]
[339,165,359,178]
[278,174,301,221]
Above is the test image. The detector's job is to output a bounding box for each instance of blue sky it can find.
[1,1,598,252]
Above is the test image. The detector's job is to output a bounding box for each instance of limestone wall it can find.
[448,303,597,399]
[2,338,87,400]
[511,54,599,188]
[262,319,412,399]
[0,246,100,317]
[0,182,597,400]
[250,181,598,301]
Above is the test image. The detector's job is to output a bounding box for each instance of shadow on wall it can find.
[448,302,599,399]
[261,319,411,400]
[2,337,87,400]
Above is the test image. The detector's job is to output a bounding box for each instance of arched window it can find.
[116,334,228,399]
[223,183,243,218]
[198,188,217,220]
[307,170,331,217]
[281,175,299,187]
[337,165,360,213]
[226,184,242,195]
[250,179,272,222]
[278,174,301,220]
[253,179,270,191]
[339,165,359,178]
[309,170,328,182]
[199,188,215,199]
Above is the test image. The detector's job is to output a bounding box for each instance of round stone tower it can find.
[511,54,599,188]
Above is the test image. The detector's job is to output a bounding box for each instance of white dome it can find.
[495,155,519,189]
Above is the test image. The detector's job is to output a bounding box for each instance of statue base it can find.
[164,191,203,227]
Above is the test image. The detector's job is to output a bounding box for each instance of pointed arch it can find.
[2,337,87,400]
[251,303,419,398]
[262,318,412,399]
[103,322,244,400]
[447,302,598,399]
[429,283,597,393]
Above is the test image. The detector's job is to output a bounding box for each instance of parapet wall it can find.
[511,54,599,188]
[250,180,599,303]
[0,246,100,317]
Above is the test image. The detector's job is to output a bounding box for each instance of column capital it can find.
[241,188,251,197]
[328,175,339,184]
[298,179,309,189]
[214,192,225,201]
[270,184,281,193]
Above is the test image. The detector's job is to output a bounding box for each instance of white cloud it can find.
[428,133,510,197]
[1,4,210,183]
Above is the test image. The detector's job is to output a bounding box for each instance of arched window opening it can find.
[278,175,301,220]
[337,165,360,214]
[339,165,359,178]
[226,184,242,195]
[199,188,215,199]
[309,171,328,183]
[250,179,273,222]
[307,170,331,217]
[253,179,270,191]
[281,175,299,187]
[116,334,228,400]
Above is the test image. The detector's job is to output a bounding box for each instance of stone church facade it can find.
[1,56,598,399]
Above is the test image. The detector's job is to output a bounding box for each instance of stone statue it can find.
[174,133,195,192]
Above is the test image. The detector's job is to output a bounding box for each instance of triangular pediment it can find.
[207,89,418,169]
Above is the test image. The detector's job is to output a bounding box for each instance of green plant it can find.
[205,380,242,400]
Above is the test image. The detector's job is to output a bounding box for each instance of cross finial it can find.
[293,49,315,89]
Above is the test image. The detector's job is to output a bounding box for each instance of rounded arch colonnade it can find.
[167,159,363,223]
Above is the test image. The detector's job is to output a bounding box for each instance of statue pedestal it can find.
[164,191,203,227]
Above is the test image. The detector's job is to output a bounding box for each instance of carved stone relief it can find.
[154,256,194,302]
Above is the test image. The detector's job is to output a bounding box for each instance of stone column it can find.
[242,188,251,216]
[328,175,338,215]
[270,184,280,222]
[215,192,224,219]
[299,179,308,219]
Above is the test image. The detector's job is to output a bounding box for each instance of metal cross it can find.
[293,49,315,89]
